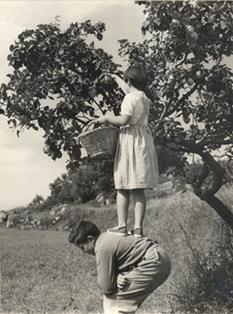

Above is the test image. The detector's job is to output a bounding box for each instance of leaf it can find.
[32,125,39,131]
[89,41,95,48]
[96,33,103,41]
[8,119,17,127]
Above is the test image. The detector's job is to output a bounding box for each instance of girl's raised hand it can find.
[94,116,108,125]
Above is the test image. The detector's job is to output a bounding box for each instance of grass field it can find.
[1,228,102,314]
[1,186,232,314]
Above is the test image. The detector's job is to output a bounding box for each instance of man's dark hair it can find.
[68,220,100,245]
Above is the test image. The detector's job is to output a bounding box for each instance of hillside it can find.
[1,184,233,313]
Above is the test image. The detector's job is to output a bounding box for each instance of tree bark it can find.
[193,151,233,229]
[203,195,233,229]
[178,139,233,229]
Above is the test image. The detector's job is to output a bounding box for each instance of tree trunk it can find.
[192,151,233,229]
[204,194,233,229]
[174,139,233,228]
[184,147,233,229]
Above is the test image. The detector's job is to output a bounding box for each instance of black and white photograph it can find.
[1,1,233,313]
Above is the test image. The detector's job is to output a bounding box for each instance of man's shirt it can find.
[95,232,154,294]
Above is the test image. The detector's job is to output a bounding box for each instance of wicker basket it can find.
[78,126,119,159]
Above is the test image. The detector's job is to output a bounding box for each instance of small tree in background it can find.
[28,194,44,210]
[118,1,233,228]
[37,158,114,206]
[48,174,74,204]
[156,144,187,176]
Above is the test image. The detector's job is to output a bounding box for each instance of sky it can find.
[0,0,144,211]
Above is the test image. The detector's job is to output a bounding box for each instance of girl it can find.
[96,66,159,237]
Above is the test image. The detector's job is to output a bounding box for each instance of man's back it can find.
[95,232,156,294]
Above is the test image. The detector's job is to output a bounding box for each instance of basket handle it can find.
[85,120,96,131]
[83,119,108,132]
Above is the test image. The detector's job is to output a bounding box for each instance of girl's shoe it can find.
[133,228,143,237]
[107,226,127,236]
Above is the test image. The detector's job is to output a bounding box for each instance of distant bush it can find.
[27,195,45,211]
[69,158,114,203]
[49,175,74,205]
[176,224,233,313]
[156,145,187,176]
[28,158,115,210]
[184,162,204,186]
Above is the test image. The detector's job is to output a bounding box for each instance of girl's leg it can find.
[132,189,146,230]
[117,189,130,227]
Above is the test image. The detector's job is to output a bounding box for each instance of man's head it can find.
[68,220,100,255]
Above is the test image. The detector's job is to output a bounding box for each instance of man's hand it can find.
[117,274,130,290]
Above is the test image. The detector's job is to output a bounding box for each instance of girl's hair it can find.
[124,66,147,91]
[68,220,100,245]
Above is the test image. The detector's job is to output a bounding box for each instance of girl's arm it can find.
[99,72,128,93]
[96,114,130,127]
[112,74,128,94]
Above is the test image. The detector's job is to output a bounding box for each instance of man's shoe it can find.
[107,225,127,236]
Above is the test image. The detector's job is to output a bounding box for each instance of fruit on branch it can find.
[195,70,203,79]
[88,87,97,98]
[186,25,195,34]
[183,115,191,124]
[102,74,114,85]
[187,77,195,86]
[171,19,181,27]
[186,25,198,47]
[170,18,181,31]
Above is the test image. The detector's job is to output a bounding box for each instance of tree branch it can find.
[196,151,225,198]
[175,52,189,67]
[154,102,168,130]
[201,136,233,146]
[195,132,208,145]
[176,138,204,154]
[166,83,198,117]
[226,165,233,180]
[91,97,105,115]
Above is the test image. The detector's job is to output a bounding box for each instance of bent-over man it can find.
[69,220,171,314]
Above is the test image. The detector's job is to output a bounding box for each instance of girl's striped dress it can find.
[114,91,159,190]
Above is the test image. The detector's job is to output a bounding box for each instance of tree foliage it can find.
[37,158,114,207]
[0,20,123,162]
[156,144,187,175]
[69,158,114,202]
[28,194,45,210]
[0,2,233,226]
[118,1,233,227]
[120,1,233,152]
